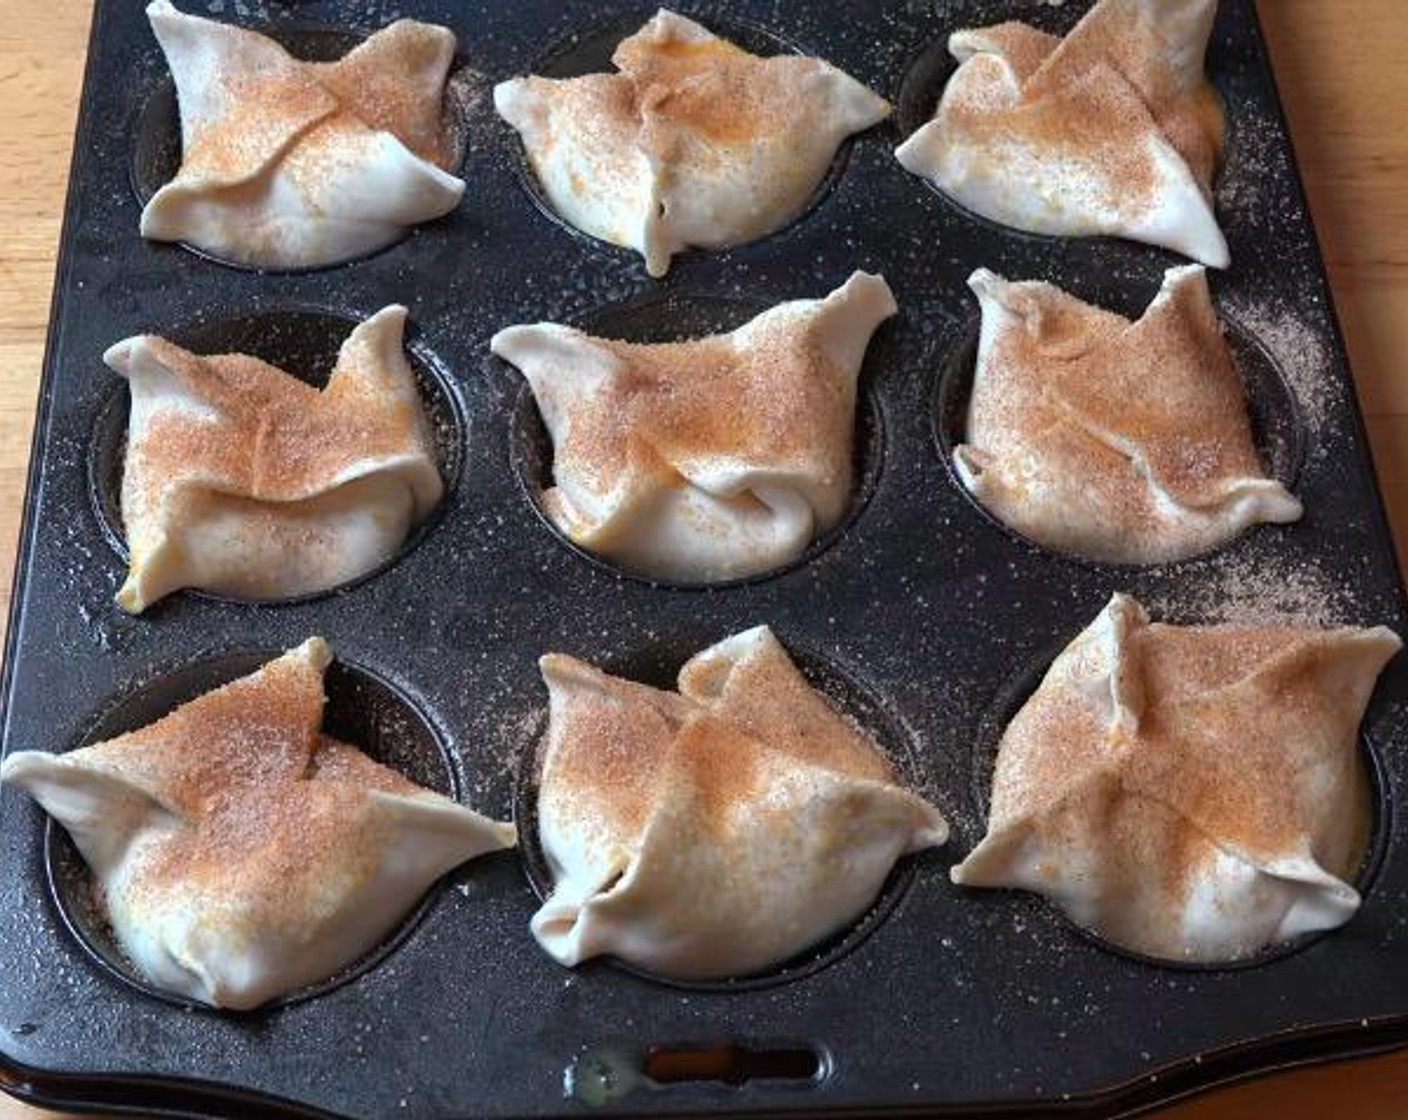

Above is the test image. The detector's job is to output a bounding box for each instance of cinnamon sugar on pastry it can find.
[312,20,462,168]
[141,0,464,268]
[105,305,443,612]
[896,0,1228,267]
[953,266,1302,564]
[492,272,897,583]
[536,653,691,843]
[954,594,1399,963]
[495,9,890,277]
[551,325,844,486]
[532,626,947,980]
[679,635,893,783]
[0,639,515,1009]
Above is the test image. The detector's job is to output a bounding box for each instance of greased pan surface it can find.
[4,1,1408,1117]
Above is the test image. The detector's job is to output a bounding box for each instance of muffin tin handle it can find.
[566,1042,828,1105]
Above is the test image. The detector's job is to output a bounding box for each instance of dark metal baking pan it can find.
[4,1,1408,1117]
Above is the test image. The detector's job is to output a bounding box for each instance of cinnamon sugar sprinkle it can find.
[540,635,905,846]
[555,316,852,500]
[943,0,1223,212]
[129,330,433,509]
[1143,549,1360,628]
[84,644,438,912]
[540,655,686,840]
[178,14,460,190]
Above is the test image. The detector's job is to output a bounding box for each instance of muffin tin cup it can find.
[512,628,936,992]
[44,648,465,1012]
[87,305,467,610]
[931,307,1308,571]
[891,7,1244,263]
[504,9,867,272]
[964,639,1392,973]
[129,22,477,274]
[504,290,890,589]
[4,1,1408,1118]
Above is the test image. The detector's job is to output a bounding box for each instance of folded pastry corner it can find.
[493,272,896,582]
[141,0,465,268]
[953,593,1400,962]
[531,625,947,979]
[0,638,516,1009]
[954,265,1301,564]
[495,9,890,276]
[106,304,445,612]
[896,0,1228,266]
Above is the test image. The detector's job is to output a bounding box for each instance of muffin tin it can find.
[3,1,1408,1117]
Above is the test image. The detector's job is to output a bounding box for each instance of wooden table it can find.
[2,2,1406,1117]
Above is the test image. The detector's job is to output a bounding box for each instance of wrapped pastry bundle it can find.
[494,273,896,582]
[955,595,1399,963]
[897,0,1228,266]
[532,626,949,980]
[496,9,890,276]
[141,0,465,267]
[1,640,515,1009]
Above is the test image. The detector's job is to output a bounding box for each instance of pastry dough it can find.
[0,639,515,1009]
[953,266,1302,563]
[141,0,465,268]
[533,626,948,979]
[896,0,1228,267]
[953,595,1400,963]
[492,272,896,582]
[495,9,890,276]
[105,304,444,613]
